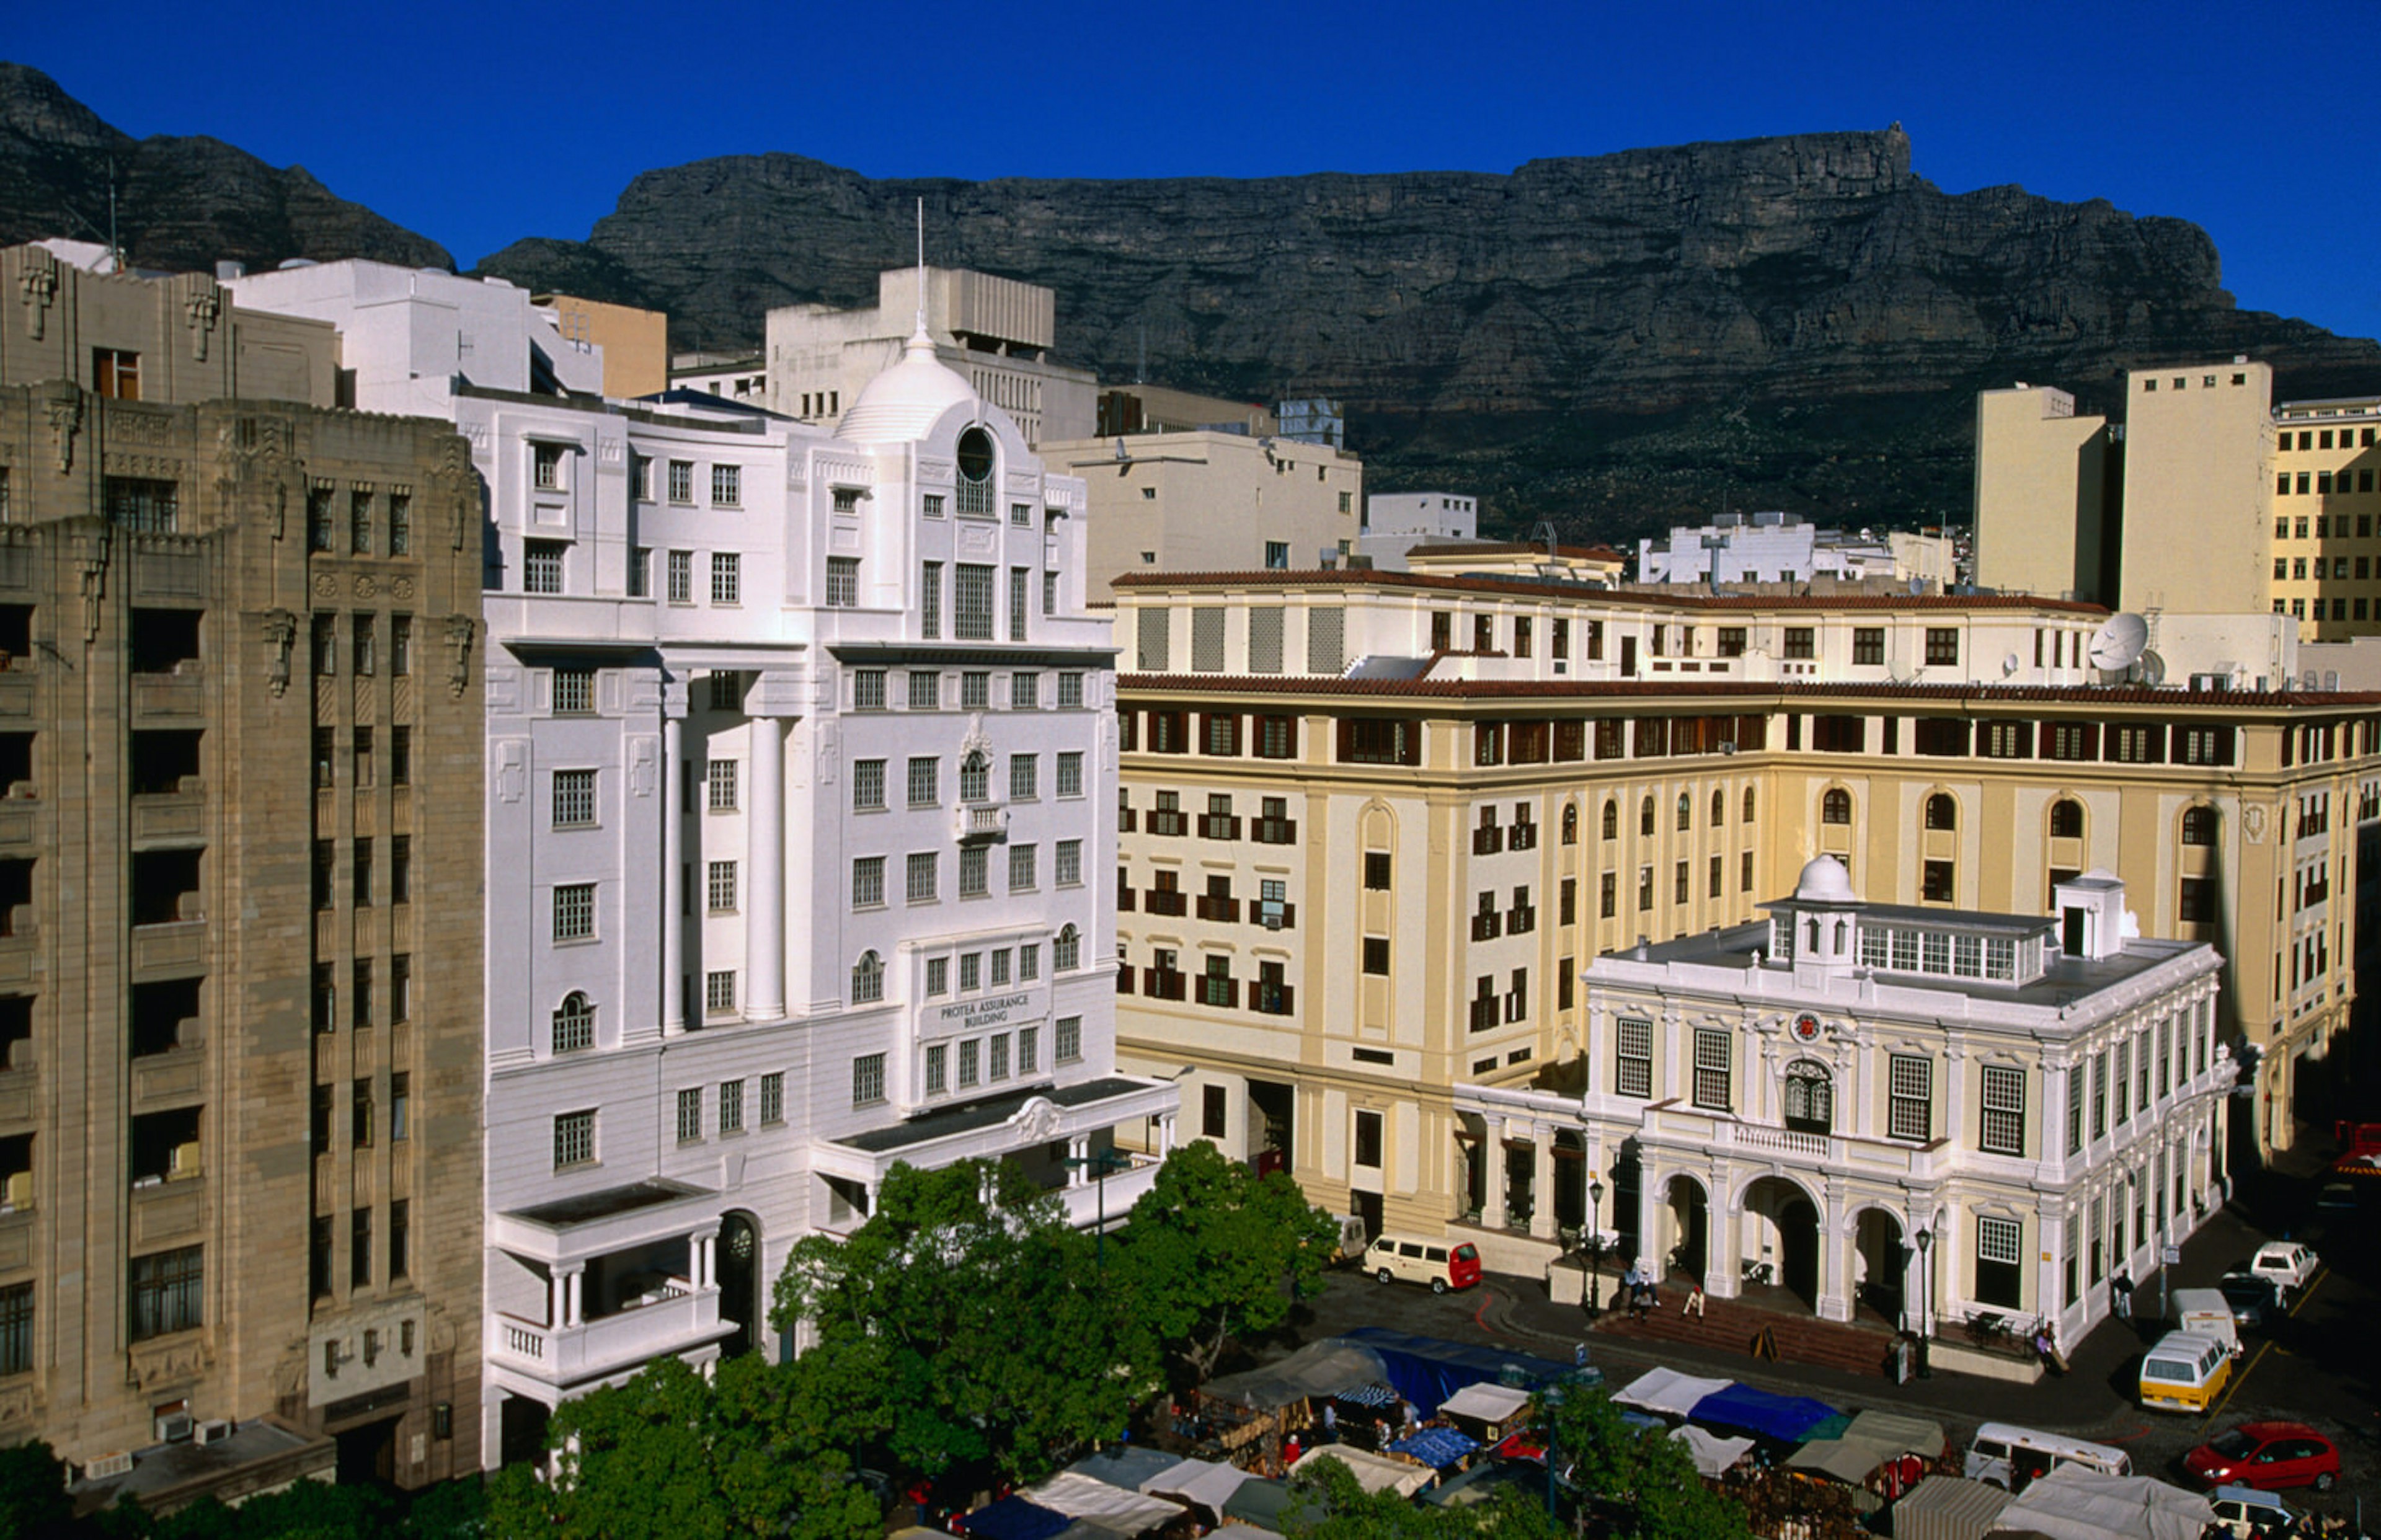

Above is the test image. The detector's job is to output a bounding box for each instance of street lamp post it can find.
[1064,1148,1132,1269]
[1586,1179,1607,1318]
[1914,1227,1934,1379]
[1542,1383,1566,1522]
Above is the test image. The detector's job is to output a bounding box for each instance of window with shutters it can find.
[1249,608,1285,673]
[1306,608,1346,674]
[1136,606,1170,670]
[1888,1055,1932,1140]
[1192,609,1226,671]
[1615,1019,1653,1098]
[1980,1065,2025,1155]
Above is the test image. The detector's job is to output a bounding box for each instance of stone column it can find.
[747,715,786,1018]
[1816,1181,1850,1322]
[1158,1113,1176,1156]
[662,714,686,1034]
[1530,1135,1558,1240]
[558,1264,585,1329]
[1068,1136,1090,1185]
[694,1231,717,1291]
[1481,1118,1507,1231]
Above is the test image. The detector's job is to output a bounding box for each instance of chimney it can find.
[215,261,246,281]
[2052,870,2127,962]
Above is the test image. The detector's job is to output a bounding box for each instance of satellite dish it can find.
[2002,652,2021,678]
[2088,612,2149,672]
[2136,649,2167,688]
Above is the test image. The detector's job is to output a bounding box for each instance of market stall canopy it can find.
[1613,1367,1734,1419]
[1439,1382,1534,1426]
[1389,1427,1480,1470]
[1788,1410,1950,1484]
[955,1495,1072,1540]
[1140,1457,1253,1515]
[1671,1425,1757,1479]
[1221,1477,1326,1534]
[1018,1471,1185,1538]
[1202,1340,1388,1411]
[1989,1465,2214,1540]
[1339,1327,1590,1416]
[1688,1383,1845,1443]
[1894,1476,2015,1540]
[1071,1446,1183,1493]
[1298,1445,1438,1498]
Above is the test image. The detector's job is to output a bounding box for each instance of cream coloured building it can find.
[766,268,1096,446]
[1044,430,1363,598]
[1460,861,2225,1355]
[1107,570,2367,1278]
[1974,361,2381,639]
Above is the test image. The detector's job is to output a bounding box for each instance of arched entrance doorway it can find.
[718,1211,761,1359]
[1853,1209,1907,1326]
[1744,1175,1822,1309]
[1663,1175,1709,1280]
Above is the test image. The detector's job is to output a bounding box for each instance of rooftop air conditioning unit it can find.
[84,1453,133,1481]
[156,1412,193,1444]
[194,1420,233,1446]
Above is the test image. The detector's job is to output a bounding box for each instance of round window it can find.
[956,427,994,485]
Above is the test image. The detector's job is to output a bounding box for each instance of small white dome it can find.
[837,328,978,445]
[1794,855,1856,903]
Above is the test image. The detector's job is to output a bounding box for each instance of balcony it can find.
[491,1286,725,1386]
[129,668,206,725]
[1143,889,1187,919]
[1639,1103,1944,1180]
[954,804,1009,843]
[1053,1153,1161,1228]
[129,788,206,850]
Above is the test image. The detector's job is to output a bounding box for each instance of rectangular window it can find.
[907,756,939,807]
[350,488,374,555]
[955,565,995,639]
[533,443,565,490]
[1009,567,1030,641]
[920,561,943,637]
[1056,1016,1083,1063]
[389,1198,410,1281]
[1056,751,1083,799]
[1889,1055,1931,1140]
[958,1039,981,1089]
[852,671,884,711]
[825,557,859,607]
[553,667,595,714]
[711,553,740,605]
[1852,627,1885,666]
[1980,1065,2026,1156]
[1010,753,1038,800]
[129,1246,203,1342]
[1975,1216,2023,1309]
[553,1110,595,1169]
[667,461,694,503]
[676,1087,703,1144]
[1009,843,1037,892]
[758,1071,784,1125]
[851,856,885,908]
[391,615,412,677]
[719,1079,745,1135]
[554,768,596,828]
[1012,671,1039,711]
[667,550,693,603]
[707,859,738,913]
[706,970,737,1016]
[1056,839,1082,887]
[553,882,595,941]
[1924,627,1959,666]
[628,547,650,598]
[908,670,941,710]
[853,758,885,812]
[1616,1018,1653,1098]
[1362,936,1390,975]
[711,464,741,506]
[960,846,988,898]
[924,1043,948,1095]
[906,851,939,904]
[1691,1027,1731,1110]
[523,541,565,595]
[93,346,141,400]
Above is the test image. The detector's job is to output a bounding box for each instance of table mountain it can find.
[0,62,448,277]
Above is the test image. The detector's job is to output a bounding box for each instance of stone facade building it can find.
[0,382,484,1502]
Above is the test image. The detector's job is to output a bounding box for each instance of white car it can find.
[2210,1485,2297,1540]
[2246,1241,2319,1293]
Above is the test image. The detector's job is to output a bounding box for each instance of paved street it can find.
[1253,1171,2379,1525]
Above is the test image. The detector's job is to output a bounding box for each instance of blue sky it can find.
[12,0,2377,340]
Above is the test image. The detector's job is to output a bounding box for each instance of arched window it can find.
[1561,804,1579,846]
[1055,923,1081,971]
[1742,787,1757,823]
[959,751,990,803]
[2050,799,2085,839]
[1711,789,1726,828]
[1925,793,1958,831]
[955,426,996,516]
[1783,1060,1833,1134]
[851,950,884,1005]
[1639,796,1656,837]
[552,991,595,1053]
[1676,793,1692,831]
[2181,807,2218,847]
[1822,789,1852,825]
[1602,800,1618,841]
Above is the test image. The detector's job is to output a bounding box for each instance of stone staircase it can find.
[1588,1280,1901,1379]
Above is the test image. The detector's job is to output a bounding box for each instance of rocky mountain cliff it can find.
[6,60,2373,539]
[0,63,448,278]
[474,131,2379,537]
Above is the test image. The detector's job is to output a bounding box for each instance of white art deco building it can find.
[463,327,1177,1460]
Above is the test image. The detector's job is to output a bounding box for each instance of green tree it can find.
[1542,1389,1752,1540]
[1115,1143,1341,1379]
[482,1355,875,1540]
[1285,1458,1559,1540]
[0,1440,70,1540]
[148,1481,394,1540]
[771,1157,1159,1483]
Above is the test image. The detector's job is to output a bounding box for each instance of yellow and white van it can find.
[2138,1330,2233,1414]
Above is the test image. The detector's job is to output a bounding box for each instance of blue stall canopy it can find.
[956,1495,1071,1540]
[1390,1427,1481,1470]
[1338,1327,1594,1416]
[1687,1383,1845,1444]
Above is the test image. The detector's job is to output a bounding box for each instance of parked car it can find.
[2183,1423,2340,1492]
[2209,1485,2299,1539]
[2214,1275,2279,1330]
[2245,1241,2319,1293]
[2313,1180,2360,1213]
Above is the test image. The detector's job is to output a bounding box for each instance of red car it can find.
[2183,1423,2340,1492]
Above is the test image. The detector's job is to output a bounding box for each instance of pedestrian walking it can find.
[2111,1271,2133,1321]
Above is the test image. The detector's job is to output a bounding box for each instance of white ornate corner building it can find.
[1459,858,2227,1351]
[457,323,1174,1461]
